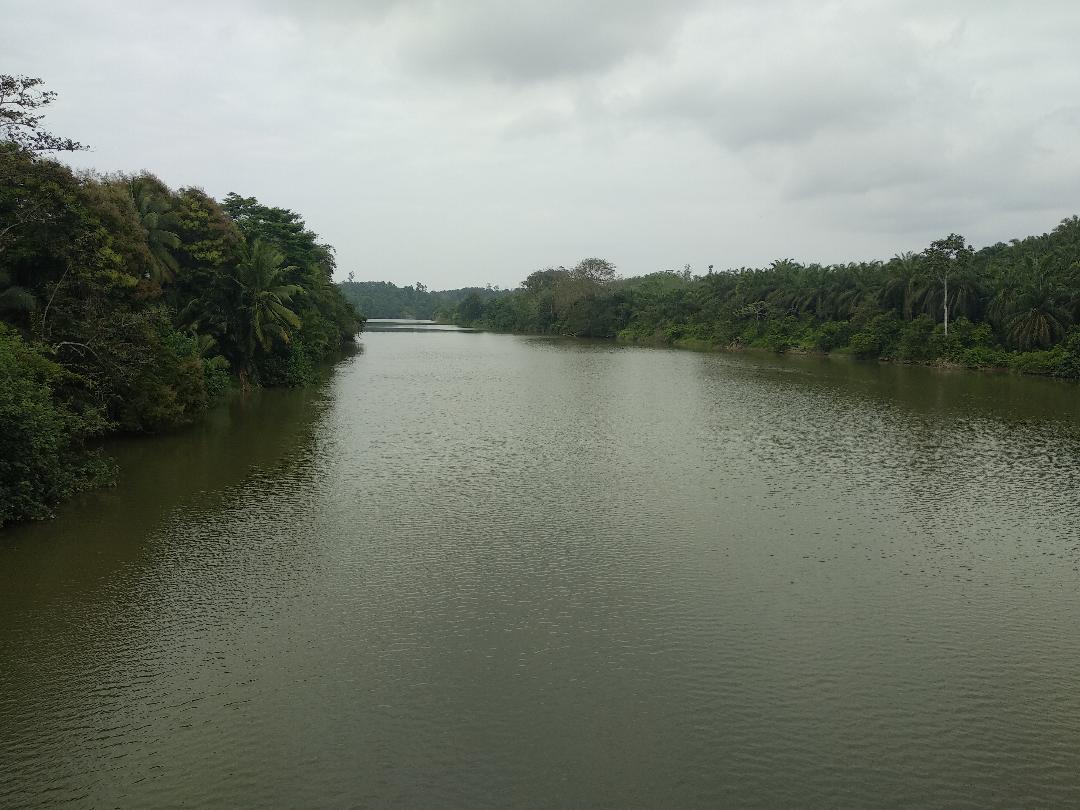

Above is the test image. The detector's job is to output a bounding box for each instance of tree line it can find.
[338,279,505,320]
[439,228,1080,378]
[1,75,362,526]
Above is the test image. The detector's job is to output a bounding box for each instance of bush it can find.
[0,326,114,526]
[897,316,936,362]
[203,356,232,402]
[848,314,902,358]
[1064,327,1080,357]
[256,338,318,387]
[847,331,882,357]
[1010,347,1077,377]
[763,332,790,353]
[113,320,215,433]
[923,317,995,363]
[811,321,852,352]
[959,346,1010,369]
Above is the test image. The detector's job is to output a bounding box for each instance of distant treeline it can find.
[438,222,1080,379]
[1,75,361,526]
[339,280,506,320]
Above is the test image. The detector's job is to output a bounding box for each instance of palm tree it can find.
[234,239,304,359]
[777,268,818,316]
[130,178,180,283]
[946,263,987,322]
[988,264,1025,328]
[835,264,883,319]
[880,252,919,318]
[1005,277,1072,350]
[804,269,834,319]
[1064,266,1080,324]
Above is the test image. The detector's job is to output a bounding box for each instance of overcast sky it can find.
[5,0,1079,288]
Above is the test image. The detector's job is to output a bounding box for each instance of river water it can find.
[3,323,1080,807]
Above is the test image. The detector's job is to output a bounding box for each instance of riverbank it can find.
[620,333,1079,380]
[1,139,362,527]
[431,219,1080,382]
[434,321,1079,382]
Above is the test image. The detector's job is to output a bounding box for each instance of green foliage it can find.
[1,102,360,523]
[809,321,853,352]
[1005,277,1071,350]
[0,141,95,306]
[896,315,935,362]
[0,325,113,526]
[1009,347,1077,377]
[256,337,318,387]
[847,331,882,358]
[203,355,232,402]
[432,218,1080,380]
[959,346,1011,370]
[339,279,506,320]
[222,193,332,273]
[110,316,219,432]
[844,315,902,358]
[129,175,181,283]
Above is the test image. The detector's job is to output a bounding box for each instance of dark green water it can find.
[3,324,1080,807]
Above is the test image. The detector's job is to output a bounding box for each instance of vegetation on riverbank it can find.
[438,227,1080,379]
[339,279,506,320]
[1,76,361,526]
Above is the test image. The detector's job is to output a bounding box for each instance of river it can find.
[2,322,1080,807]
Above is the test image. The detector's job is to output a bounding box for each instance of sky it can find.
[4,0,1080,288]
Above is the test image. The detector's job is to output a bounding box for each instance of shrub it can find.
[1010,347,1076,377]
[848,314,902,358]
[113,321,215,433]
[847,331,882,357]
[0,326,114,526]
[763,332,790,353]
[256,337,318,387]
[811,321,852,352]
[898,316,936,362]
[959,346,1010,369]
[203,356,232,402]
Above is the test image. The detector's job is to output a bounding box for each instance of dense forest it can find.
[440,230,1080,379]
[1,76,362,526]
[339,280,506,319]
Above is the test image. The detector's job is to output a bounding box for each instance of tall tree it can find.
[129,176,180,283]
[234,239,304,359]
[920,234,972,335]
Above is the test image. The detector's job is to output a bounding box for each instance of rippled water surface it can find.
[3,325,1080,807]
